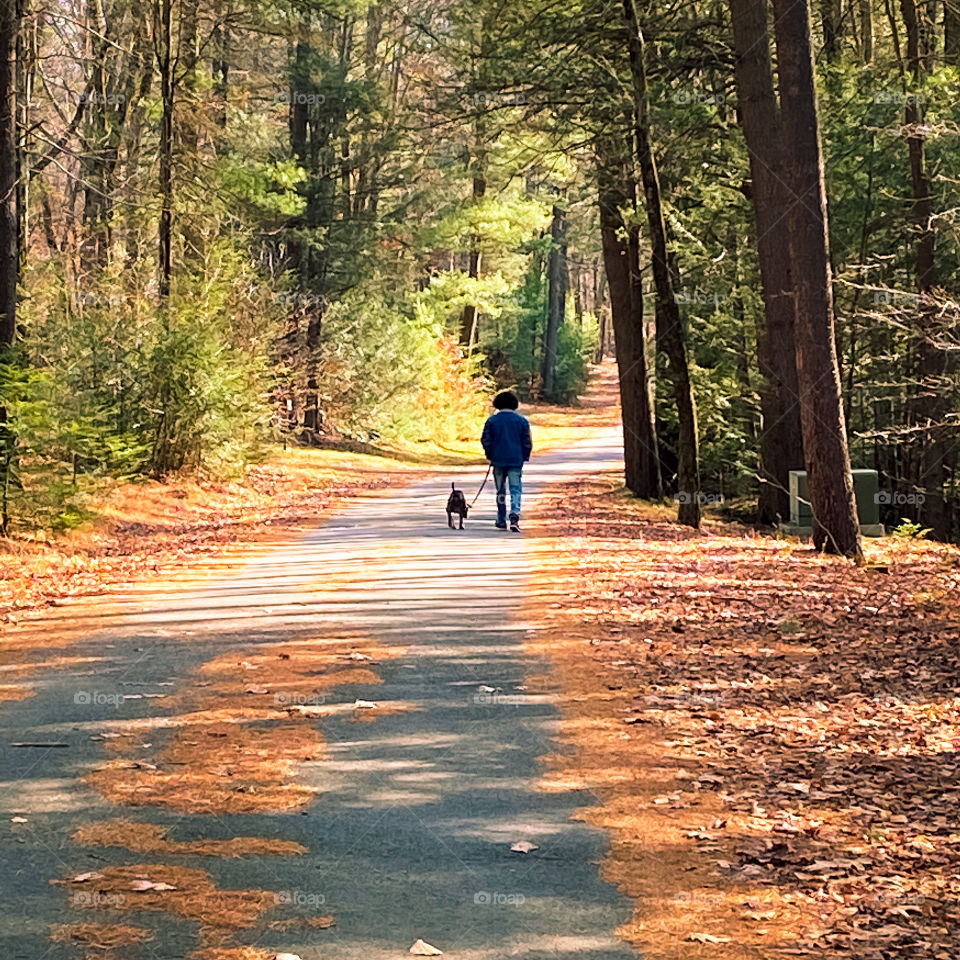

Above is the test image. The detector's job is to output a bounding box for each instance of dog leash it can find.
[469,464,493,507]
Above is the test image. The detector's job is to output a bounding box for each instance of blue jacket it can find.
[481,410,532,468]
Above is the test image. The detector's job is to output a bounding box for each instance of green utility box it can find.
[784,469,884,536]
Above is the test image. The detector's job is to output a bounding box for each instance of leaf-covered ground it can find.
[527,480,960,960]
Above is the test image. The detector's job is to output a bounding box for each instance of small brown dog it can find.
[446,483,469,529]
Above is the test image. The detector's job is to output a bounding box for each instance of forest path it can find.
[0,384,638,959]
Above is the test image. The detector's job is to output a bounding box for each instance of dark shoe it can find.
[495,521,507,530]
[509,516,520,532]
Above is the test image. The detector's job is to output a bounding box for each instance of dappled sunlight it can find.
[0,776,102,814]
[0,398,637,960]
[0,683,35,702]
[0,460,398,626]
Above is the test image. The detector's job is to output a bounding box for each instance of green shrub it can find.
[892,519,932,540]
[551,310,600,402]
[149,303,271,477]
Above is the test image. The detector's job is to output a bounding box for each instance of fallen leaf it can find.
[410,939,443,955]
[510,841,539,853]
[129,879,176,892]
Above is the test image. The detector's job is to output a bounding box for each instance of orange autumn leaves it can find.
[527,477,960,960]
[57,634,406,958]
[58,863,336,955]
[85,637,404,814]
[72,819,307,859]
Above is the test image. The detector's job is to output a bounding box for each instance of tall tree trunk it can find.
[119,15,153,267]
[179,0,199,151]
[211,2,230,133]
[151,0,176,476]
[730,233,757,441]
[177,0,202,264]
[860,0,875,60]
[622,0,700,526]
[15,0,32,270]
[947,0,960,62]
[459,137,486,348]
[541,202,567,399]
[0,0,19,527]
[596,306,608,362]
[594,261,608,361]
[730,0,805,525]
[80,0,134,274]
[821,0,843,57]
[285,9,324,443]
[338,17,353,220]
[156,0,173,300]
[771,0,863,559]
[0,0,17,350]
[459,10,491,350]
[901,0,951,538]
[598,149,661,499]
[290,27,308,162]
[353,4,382,216]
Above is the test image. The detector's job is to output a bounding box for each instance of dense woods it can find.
[0,0,957,550]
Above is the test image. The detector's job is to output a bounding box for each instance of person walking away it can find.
[480,391,532,532]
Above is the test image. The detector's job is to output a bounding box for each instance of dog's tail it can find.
[451,481,456,490]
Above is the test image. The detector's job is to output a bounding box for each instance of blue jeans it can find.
[493,467,523,524]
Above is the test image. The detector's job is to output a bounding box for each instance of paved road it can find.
[0,427,636,960]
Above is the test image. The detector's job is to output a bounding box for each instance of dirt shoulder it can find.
[526,478,960,960]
